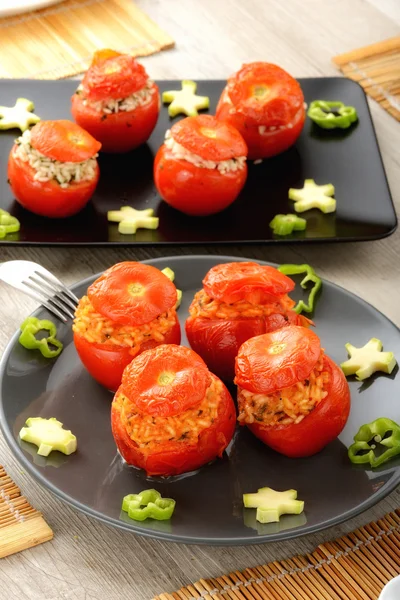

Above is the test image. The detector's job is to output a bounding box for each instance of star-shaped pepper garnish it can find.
[341,338,397,381]
[289,179,336,213]
[162,80,210,117]
[107,206,159,235]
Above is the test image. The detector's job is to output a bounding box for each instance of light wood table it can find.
[1,1,399,598]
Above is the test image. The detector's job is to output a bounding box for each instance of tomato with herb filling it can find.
[73,262,181,391]
[8,120,101,218]
[185,262,312,381]
[154,115,248,216]
[111,344,236,476]
[71,49,159,153]
[235,326,351,457]
[216,62,305,160]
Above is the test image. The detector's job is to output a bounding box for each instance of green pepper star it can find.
[278,263,322,314]
[107,206,159,235]
[341,338,397,381]
[308,100,358,129]
[289,179,336,213]
[348,418,400,468]
[162,80,210,117]
[122,489,176,521]
[269,213,306,236]
[0,98,40,132]
[19,317,63,358]
[0,209,20,239]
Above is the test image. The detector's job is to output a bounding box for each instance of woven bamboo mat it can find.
[0,465,53,558]
[333,36,400,122]
[0,0,174,79]
[154,508,400,600]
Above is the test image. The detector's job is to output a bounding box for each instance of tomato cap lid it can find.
[235,325,321,394]
[30,120,101,162]
[120,344,211,416]
[81,50,150,101]
[226,62,304,125]
[202,262,295,305]
[88,262,177,326]
[170,114,248,161]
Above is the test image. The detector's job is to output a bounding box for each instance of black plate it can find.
[1,255,400,545]
[0,78,396,245]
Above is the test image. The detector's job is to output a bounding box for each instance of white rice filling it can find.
[164,130,246,175]
[14,130,98,188]
[77,80,155,114]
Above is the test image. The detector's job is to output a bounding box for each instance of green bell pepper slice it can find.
[307,100,358,129]
[19,316,63,358]
[0,209,20,239]
[269,214,306,236]
[278,263,322,314]
[348,418,400,468]
[122,489,176,521]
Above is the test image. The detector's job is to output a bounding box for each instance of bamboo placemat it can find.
[155,508,400,600]
[0,0,175,79]
[0,465,53,558]
[333,37,400,122]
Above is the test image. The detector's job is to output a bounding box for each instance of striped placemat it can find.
[0,465,53,558]
[333,37,400,121]
[154,509,400,600]
[0,0,175,79]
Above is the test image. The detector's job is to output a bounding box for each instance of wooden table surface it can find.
[1,1,400,598]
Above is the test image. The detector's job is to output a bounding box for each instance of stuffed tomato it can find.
[235,325,350,457]
[185,262,311,381]
[73,262,181,392]
[8,120,101,218]
[154,115,248,216]
[216,62,305,160]
[71,49,159,153]
[111,344,236,476]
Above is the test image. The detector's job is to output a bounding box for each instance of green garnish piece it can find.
[0,98,40,132]
[278,263,322,314]
[308,100,358,129]
[19,417,77,456]
[243,487,304,524]
[289,179,336,213]
[122,489,176,521]
[19,316,63,358]
[107,206,159,235]
[341,338,397,381]
[161,267,182,309]
[269,214,306,236]
[348,418,400,468]
[162,80,210,117]
[0,208,20,239]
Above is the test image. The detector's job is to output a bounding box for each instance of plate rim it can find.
[1,254,400,545]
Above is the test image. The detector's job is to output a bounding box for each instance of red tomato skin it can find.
[245,356,350,457]
[8,149,99,218]
[154,145,248,216]
[71,83,160,153]
[111,374,236,476]
[216,87,305,160]
[185,312,304,382]
[73,314,181,392]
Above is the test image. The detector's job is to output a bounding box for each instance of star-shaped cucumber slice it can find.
[19,417,77,456]
[0,98,40,132]
[269,213,306,236]
[107,206,159,235]
[341,338,397,381]
[289,179,336,213]
[243,487,304,524]
[162,80,210,117]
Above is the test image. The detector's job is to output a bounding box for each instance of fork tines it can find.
[23,271,79,323]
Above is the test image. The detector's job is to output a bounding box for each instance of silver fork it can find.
[0,260,79,323]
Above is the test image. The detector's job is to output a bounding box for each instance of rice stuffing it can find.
[14,130,97,188]
[77,80,156,114]
[237,352,329,427]
[164,130,246,175]
[116,377,224,448]
[73,295,177,355]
